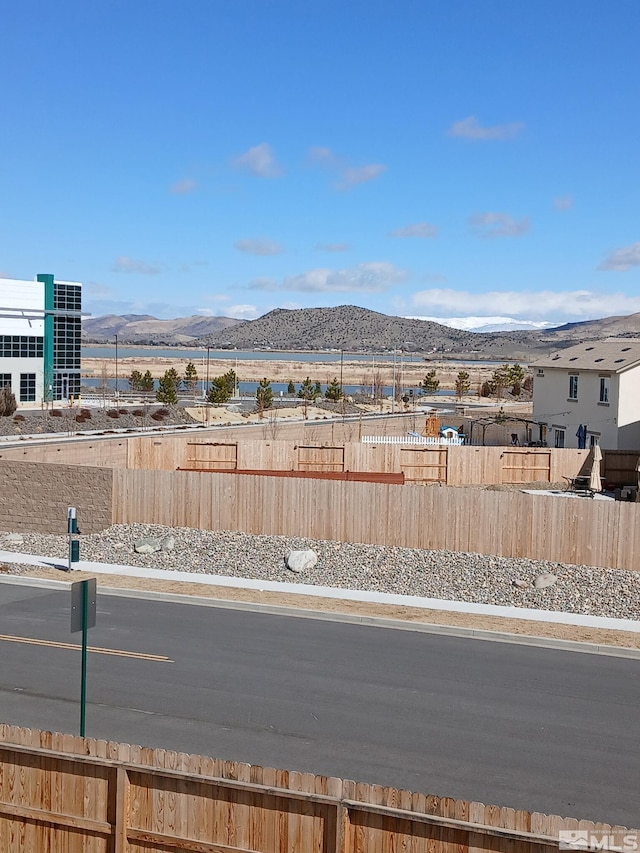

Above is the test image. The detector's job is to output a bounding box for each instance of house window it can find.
[599,377,610,403]
[554,429,565,448]
[568,375,578,400]
[0,374,11,389]
[19,373,36,402]
[589,434,600,449]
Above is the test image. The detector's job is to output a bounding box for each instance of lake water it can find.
[82,378,461,397]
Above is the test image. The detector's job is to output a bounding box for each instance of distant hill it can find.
[81,304,640,359]
[82,313,242,344]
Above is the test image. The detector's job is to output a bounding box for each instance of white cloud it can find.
[554,195,573,211]
[469,212,530,238]
[234,238,284,256]
[389,222,438,239]
[447,116,524,141]
[338,163,387,190]
[111,256,162,274]
[232,143,282,178]
[308,146,336,164]
[228,304,260,319]
[410,288,640,321]
[598,242,640,272]
[309,146,386,191]
[316,242,351,252]
[249,261,407,294]
[85,282,115,297]
[170,178,197,194]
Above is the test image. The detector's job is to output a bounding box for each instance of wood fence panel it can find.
[602,450,640,486]
[400,448,447,482]
[0,438,128,468]
[501,450,551,484]
[297,445,345,473]
[0,724,635,852]
[112,469,640,571]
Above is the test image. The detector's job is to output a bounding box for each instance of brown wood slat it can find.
[127,826,260,852]
[176,468,404,484]
[0,801,112,834]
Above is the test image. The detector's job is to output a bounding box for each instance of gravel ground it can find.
[0,405,199,436]
[1,525,639,621]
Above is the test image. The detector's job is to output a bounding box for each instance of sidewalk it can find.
[1,549,639,636]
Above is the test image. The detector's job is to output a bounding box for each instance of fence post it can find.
[334,803,349,853]
[113,765,130,853]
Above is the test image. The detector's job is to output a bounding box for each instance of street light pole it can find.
[114,334,118,401]
[206,346,211,396]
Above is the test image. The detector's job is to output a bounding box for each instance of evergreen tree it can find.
[455,371,471,401]
[156,370,178,404]
[140,370,155,391]
[256,377,273,417]
[491,364,512,399]
[206,369,236,404]
[419,370,440,394]
[314,381,322,398]
[128,370,143,391]
[324,377,343,401]
[184,362,198,397]
[508,363,525,396]
[297,376,318,419]
[287,380,296,394]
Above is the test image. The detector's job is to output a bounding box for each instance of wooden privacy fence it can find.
[0,435,592,485]
[113,469,640,571]
[0,725,635,853]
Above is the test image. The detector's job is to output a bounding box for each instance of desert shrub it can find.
[13,414,25,422]
[80,409,92,419]
[118,408,128,415]
[150,411,165,421]
[479,381,494,398]
[0,387,17,417]
[132,409,144,417]
[156,408,170,417]
[50,409,62,417]
[75,415,86,423]
[106,409,120,418]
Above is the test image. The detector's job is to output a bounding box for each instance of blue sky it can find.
[2,0,639,328]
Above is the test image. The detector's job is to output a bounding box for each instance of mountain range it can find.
[82,306,640,359]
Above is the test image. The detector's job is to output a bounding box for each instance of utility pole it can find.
[114,334,118,401]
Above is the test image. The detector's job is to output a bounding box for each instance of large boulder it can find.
[161,535,176,552]
[286,550,318,573]
[134,537,162,555]
[533,572,557,590]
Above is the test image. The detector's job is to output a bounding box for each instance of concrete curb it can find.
[1,549,639,634]
[2,573,639,661]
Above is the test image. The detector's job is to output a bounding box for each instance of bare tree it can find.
[263,406,281,440]
[98,361,110,408]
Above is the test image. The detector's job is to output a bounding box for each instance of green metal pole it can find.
[80,580,88,737]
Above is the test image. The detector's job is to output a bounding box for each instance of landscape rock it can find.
[512,579,530,589]
[3,533,24,543]
[286,549,318,573]
[1,524,637,620]
[161,535,176,552]
[134,537,162,555]
[533,572,558,590]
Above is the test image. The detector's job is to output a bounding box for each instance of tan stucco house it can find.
[532,338,640,450]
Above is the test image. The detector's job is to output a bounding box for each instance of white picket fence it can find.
[361,435,464,446]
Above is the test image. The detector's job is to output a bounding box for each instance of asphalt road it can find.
[0,581,637,827]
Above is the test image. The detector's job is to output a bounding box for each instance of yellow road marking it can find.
[0,634,172,662]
